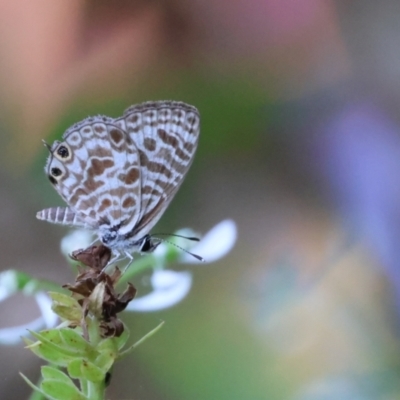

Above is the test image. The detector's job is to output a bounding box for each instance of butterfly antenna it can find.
[152,235,204,262]
[152,233,200,242]
[42,139,52,152]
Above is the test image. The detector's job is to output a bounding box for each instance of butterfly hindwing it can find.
[119,101,200,235]
[44,119,141,230]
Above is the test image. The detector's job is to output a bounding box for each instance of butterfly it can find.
[37,101,200,263]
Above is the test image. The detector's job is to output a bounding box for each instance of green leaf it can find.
[20,373,47,399]
[67,359,84,380]
[48,292,81,307]
[28,330,80,357]
[30,329,63,346]
[41,366,74,386]
[118,321,164,359]
[52,305,82,322]
[94,350,115,373]
[27,341,76,367]
[41,379,87,400]
[96,338,118,357]
[23,337,34,346]
[80,359,105,383]
[67,358,106,383]
[91,328,129,360]
[49,292,82,321]
[59,328,97,357]
[27,385,47,400]
[25,331,76,367]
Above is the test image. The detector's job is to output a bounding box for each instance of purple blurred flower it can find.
[318,102,400,305]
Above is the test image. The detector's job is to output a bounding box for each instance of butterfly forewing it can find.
[37,100,200,253]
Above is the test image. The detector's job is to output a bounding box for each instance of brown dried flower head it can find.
[64,245,137,338]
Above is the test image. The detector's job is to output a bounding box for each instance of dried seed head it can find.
[64,244,136,337]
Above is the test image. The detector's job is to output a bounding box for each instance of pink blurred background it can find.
[1,1,400,398]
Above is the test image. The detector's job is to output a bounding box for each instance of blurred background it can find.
[2,0,400,399]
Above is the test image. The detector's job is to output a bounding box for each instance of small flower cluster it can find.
[0,220,237,345]
[0,219,236,398]
[20,243,162,400]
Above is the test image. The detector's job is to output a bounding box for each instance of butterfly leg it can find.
[101,250,134,273]
[122,251,134,273]
[88,237,99,247]
[101,250,122,273]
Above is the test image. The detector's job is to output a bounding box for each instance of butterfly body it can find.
[37,101,200,257]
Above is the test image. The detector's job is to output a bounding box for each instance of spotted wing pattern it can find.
[38,117,142,231]
[114,101,200,237]
[36,100,200,250]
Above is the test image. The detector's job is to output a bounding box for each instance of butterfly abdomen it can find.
[36,207,88,227]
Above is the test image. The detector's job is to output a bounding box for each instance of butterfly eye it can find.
[54,143,71,161]
[139,235,159,253]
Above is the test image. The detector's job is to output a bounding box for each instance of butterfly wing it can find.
[41,117,142,230]
[115,101,200,237]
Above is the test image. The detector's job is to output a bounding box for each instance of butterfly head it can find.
[100,230,119,248]
[99,224,160,255]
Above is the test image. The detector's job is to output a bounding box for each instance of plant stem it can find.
[87,379,105,400]
[86,316,105,400]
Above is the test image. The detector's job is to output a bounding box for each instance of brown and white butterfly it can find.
[37,101,200,262]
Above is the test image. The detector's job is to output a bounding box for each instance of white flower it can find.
[35,292,58,327]
[60,229,93,257]
[0,270,21,302]
[0,292,56,345]
[0,220,237,343]
[126,220,237,312]
[181,219,237,264]
[126,270,192,312]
